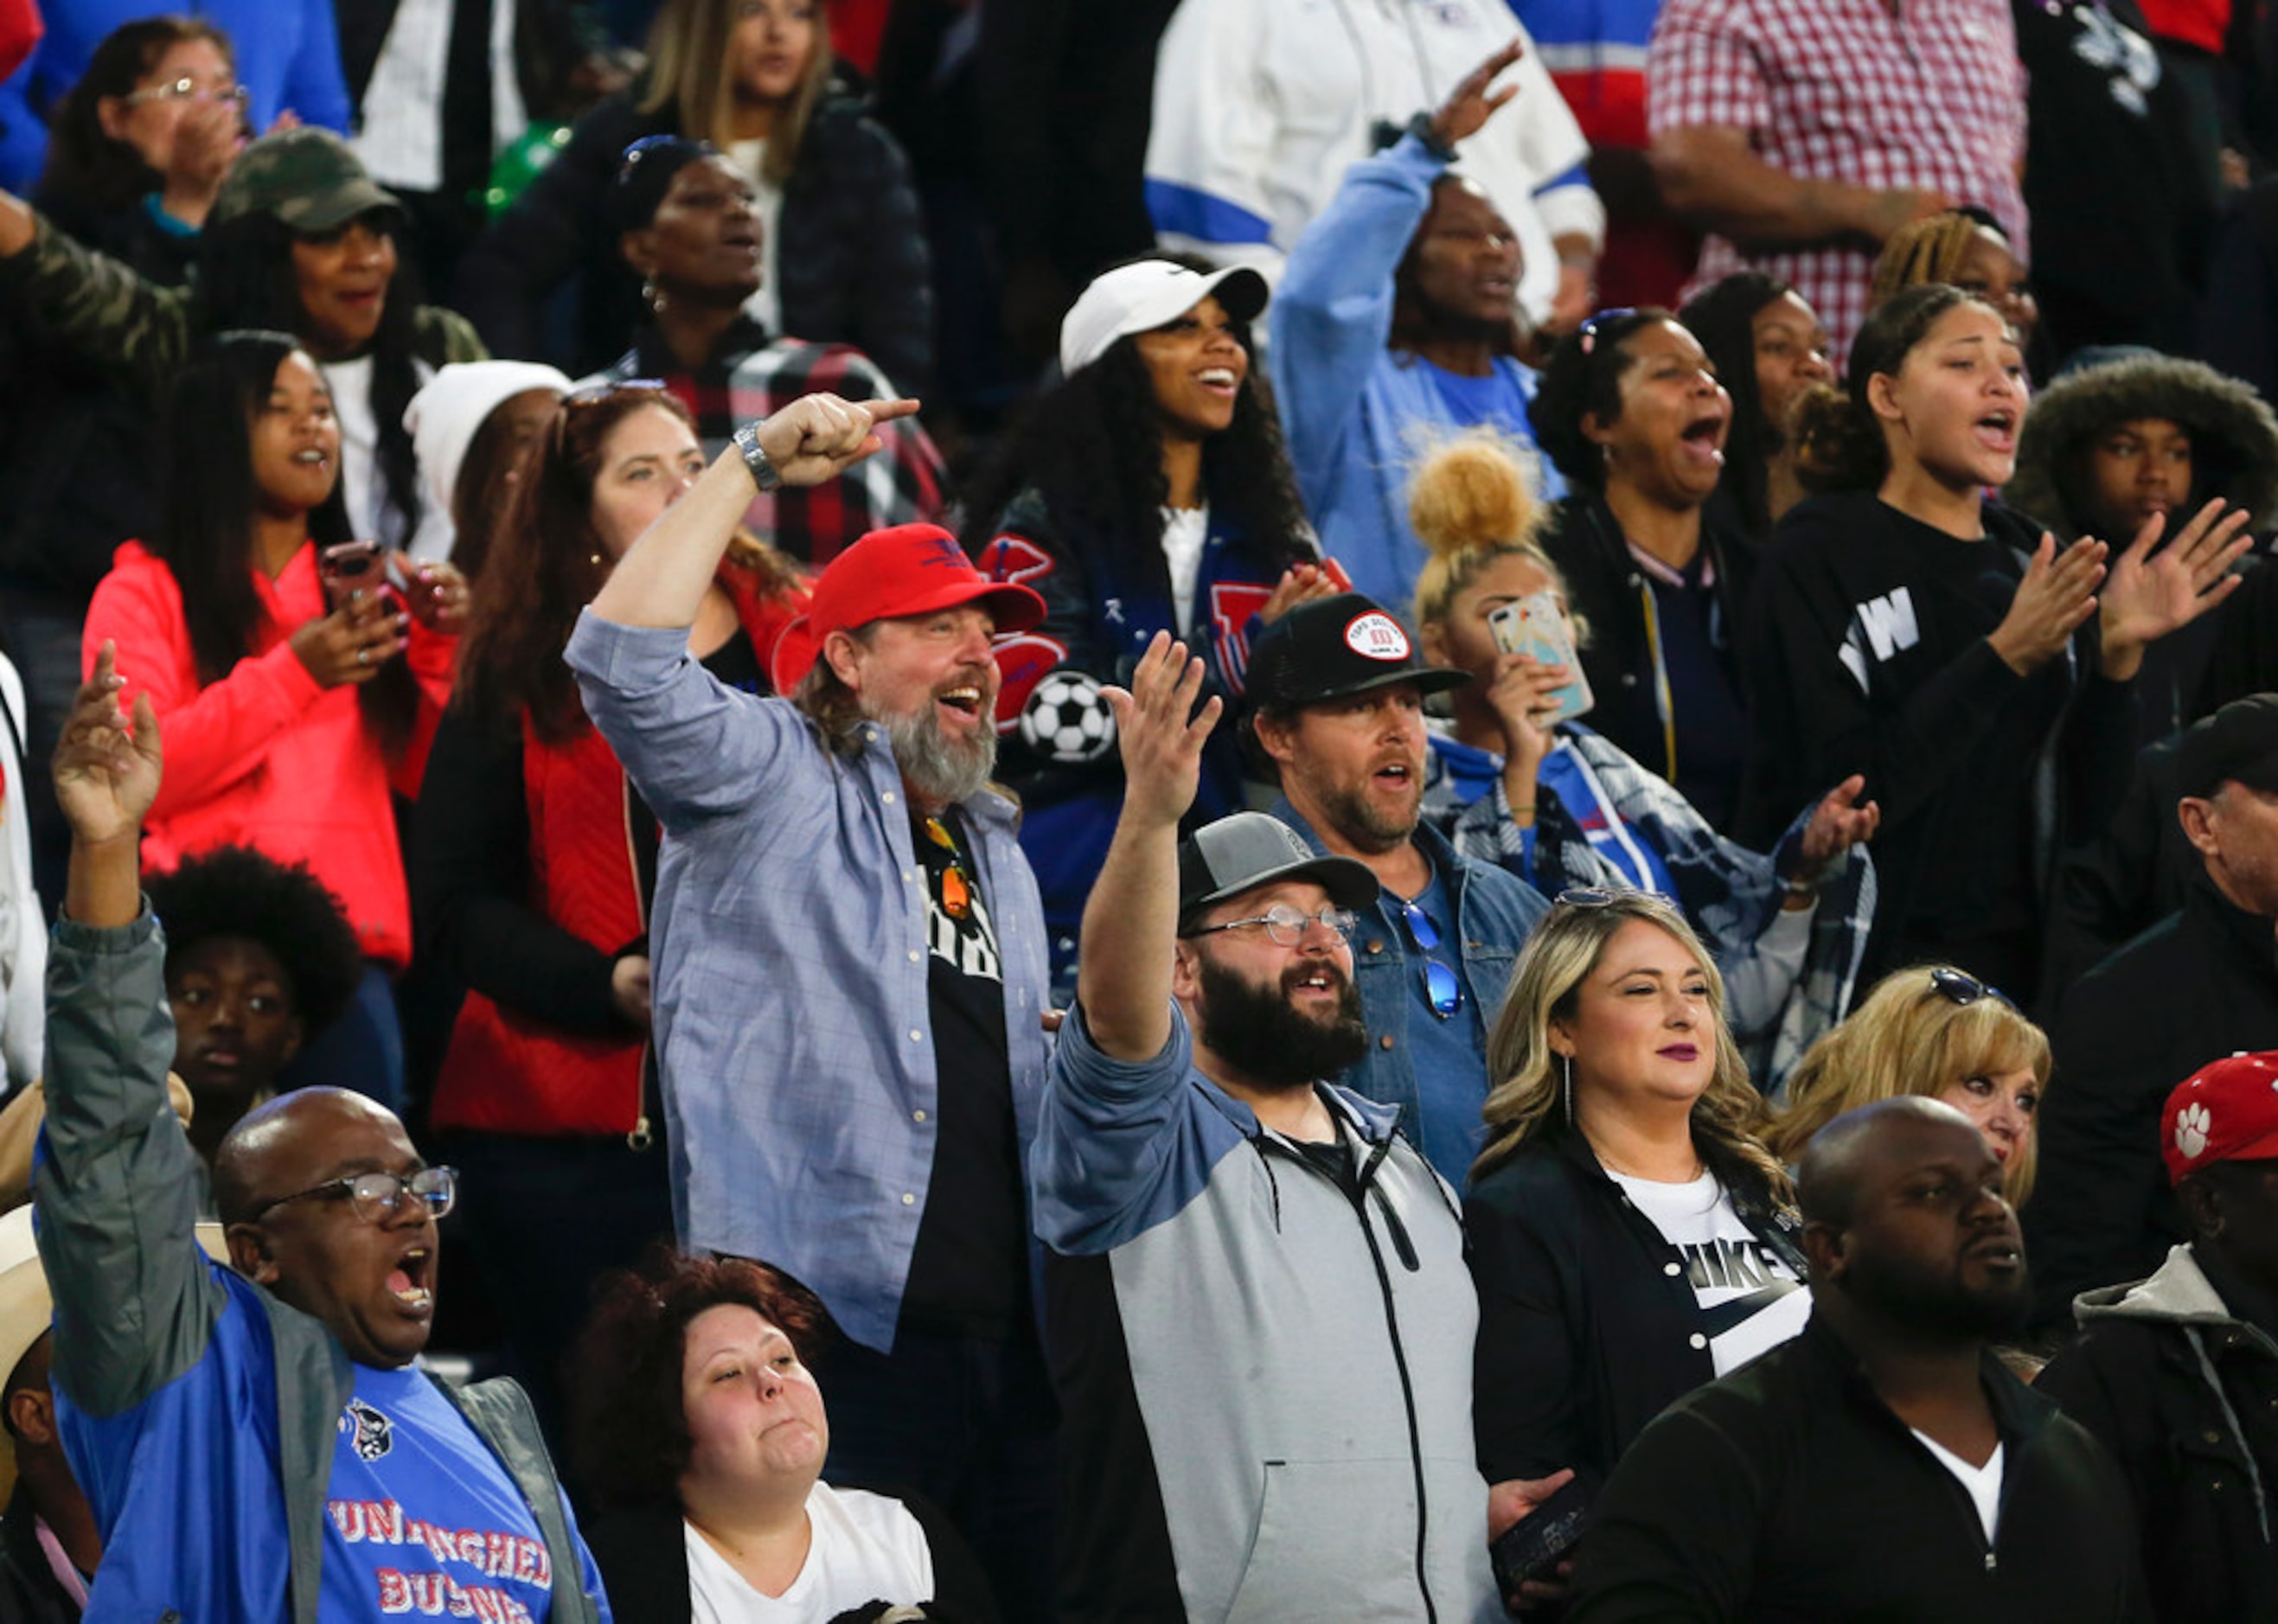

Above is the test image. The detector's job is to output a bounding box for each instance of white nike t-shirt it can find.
[1609,1169,1811,1375]
[685,1482,936,1622]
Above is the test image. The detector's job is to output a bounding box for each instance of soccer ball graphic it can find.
[1021,669,1117,763]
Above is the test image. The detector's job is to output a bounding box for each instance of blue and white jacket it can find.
[1034,1003,1501,1621]
[1145,0,1601,326]
[1269,132,1566,613]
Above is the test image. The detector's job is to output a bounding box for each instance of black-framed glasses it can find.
[1576,307,1639,356]
[1187,904,1356,947]
[252,1167,458,1226]
[124,76,250,107]
[1925,967,2018,1013]
[1395,898,1463,1020]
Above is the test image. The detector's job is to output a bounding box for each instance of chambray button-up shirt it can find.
[566,612,1053,1352]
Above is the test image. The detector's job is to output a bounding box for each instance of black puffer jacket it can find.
[2040,1244,2278,1624]
[453,88,932,388]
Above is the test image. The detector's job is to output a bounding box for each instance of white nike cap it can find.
[1059,259,1270,377]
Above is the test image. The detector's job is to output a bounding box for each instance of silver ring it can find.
[357,648,371,666]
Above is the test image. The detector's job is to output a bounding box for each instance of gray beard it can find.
[879,700,998,807]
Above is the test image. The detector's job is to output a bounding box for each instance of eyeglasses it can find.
[252,1167,458,1226]
[1187,904,1356,947]
[124,77,250,107]
[1576,307,1639,357]
[1924,967,2018,1013]
[1395,898,1463,1020]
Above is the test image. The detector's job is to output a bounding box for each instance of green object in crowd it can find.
[485,124,572,217]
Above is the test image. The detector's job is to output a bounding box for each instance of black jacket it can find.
[1464,1121,1805,1489]
[1738,490,2138,990]
[452,89,932,388]
[2042,734,2195,1006]
[583,1491,997,1623]
[1567,1316,2148,1623]
[2028,877,2278,1327]
[2040,1244,2278,1624]
[1540,493,1754,831]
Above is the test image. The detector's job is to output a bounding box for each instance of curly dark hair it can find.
[453,382,797,744]
[191,210,428,548]
[955,259,1313,577]
[1526,307,1675,490]
[155,331,418,750]
[1794,284,1990,494]
[568,1247,833,1511]
[144,845,365,1032]
[1680,273,1793,540]
[37,16,235,215]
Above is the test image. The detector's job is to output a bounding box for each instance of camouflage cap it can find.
[213,127,403,233]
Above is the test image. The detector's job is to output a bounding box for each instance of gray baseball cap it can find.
[1176,812,1379,931]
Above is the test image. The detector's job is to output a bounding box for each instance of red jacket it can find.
[82,540,455,969]
[431,568,803,1135]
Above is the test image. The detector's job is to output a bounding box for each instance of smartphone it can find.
[1488,1477,1591,1597]
[1488,590,1593,723]
[318,540,384,611]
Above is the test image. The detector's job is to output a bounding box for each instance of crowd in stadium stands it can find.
[5,0,2278,1615]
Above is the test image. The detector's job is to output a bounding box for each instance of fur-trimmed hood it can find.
[2006,355,2278,540]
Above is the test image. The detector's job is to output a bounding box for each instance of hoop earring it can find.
[1562,1052,1574,1129]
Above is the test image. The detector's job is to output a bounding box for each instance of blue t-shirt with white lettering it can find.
[322,1362,607,1622]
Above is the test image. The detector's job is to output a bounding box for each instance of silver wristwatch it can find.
[733,419,784,492]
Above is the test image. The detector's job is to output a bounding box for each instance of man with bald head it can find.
[1567,1098,2145,1621]
[34,651,609,1620]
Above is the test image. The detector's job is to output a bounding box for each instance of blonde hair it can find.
[1769,965,2052,1203]
[1867,211,1990,314]
[1408,429,1564,633]
[640,0,834,186]
[1475,892,1788,1197]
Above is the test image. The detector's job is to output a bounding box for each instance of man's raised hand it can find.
[1106,632,1221,830]
[54,642,161,849]
[751,394,923,487]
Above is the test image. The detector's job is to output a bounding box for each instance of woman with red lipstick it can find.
[957,256,1327,986]
[1467,890,1806,1505]
[415,380,804,1434]
[1740,284,2253,995]
[1528,308,1756,833]
[1768,962,2051,1201]
[80,331,465,1109]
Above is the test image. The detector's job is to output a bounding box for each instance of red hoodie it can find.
[82,540,455,969]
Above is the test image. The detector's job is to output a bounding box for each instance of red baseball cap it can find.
[2162,1051,2278,1183]
[769,524,1046,692]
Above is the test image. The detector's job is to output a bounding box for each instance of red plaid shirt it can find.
[599,320,947,566]
[1648,0,2027,362]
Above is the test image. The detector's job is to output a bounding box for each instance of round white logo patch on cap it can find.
[2176,1102,2212,1161]
[1344,611,1411,662]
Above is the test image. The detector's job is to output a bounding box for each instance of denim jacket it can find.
[567,613,1053,1353]
[1270,798,1548,1173]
